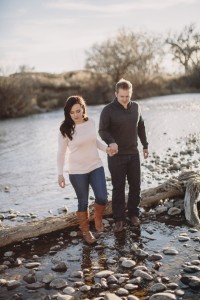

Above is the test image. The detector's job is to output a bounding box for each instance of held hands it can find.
[106,143,118,156]
[58,175,65,188]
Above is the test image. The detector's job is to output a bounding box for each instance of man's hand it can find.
[143,149,149,159]
[58,175,65,188]
[109,143,118,155]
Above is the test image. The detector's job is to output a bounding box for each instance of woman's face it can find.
[70,103,84,124]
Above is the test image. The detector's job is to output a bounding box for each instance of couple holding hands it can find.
[57,78,149,244]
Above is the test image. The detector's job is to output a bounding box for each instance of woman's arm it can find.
[57,132,68,176]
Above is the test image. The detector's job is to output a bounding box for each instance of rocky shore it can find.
[1,209,200,300]
[0,132,200,300]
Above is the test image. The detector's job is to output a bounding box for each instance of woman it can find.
[57,95,112,244]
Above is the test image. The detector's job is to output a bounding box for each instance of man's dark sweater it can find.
[99,98,148,154]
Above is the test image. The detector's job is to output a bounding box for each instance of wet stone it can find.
[121,259,136,268]
[127,296,140,300]
[178,235,190,242]
[6,280,21,290]
[133,270,153,281]
[163,248,178,255]
[149,292,176,300]
[4,251,15,257]
[107,275,118,284]
[0,265,8,272]
[79,284,91,291]
[63,286,75,294]
[26,282,45,290]
[166,283,178,290]
[95,270,114,278]
[175,289,185,296]
[148,254,163,261]
[49,278,68,289]
[25,262,41,269]
[104,293,122,300]
[116,287,129,296]
[149,283,166,293]
[42,273,55,283]
[124,283,138,290]
[135,249,149,258]
[51,261,68,272]
[23,272,37,284]
[71,270,83,278]
[183,265,200,273]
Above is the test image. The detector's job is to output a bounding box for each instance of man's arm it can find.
[138,114,149,159]
[99,107,115,145]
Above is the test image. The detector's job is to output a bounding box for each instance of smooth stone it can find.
[49,278,68,289]
[149,292,176,300]
[25,262,41,269]
[105,293,122,300]
[121,259,136,268]
[149,283,166,293]
[116,287,129,296]
[95,270,114,278]
[133,270,153,281]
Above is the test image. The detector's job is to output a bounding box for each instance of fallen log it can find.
[0,171,199,248]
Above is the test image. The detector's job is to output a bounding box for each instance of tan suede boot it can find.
[76,211,96,244]
[94,203,106,232]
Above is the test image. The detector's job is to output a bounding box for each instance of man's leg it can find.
[127,153,141,223]
[108,155,127,230]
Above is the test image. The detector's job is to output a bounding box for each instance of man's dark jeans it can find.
[108,153,141,221]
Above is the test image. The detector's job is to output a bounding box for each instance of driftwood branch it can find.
[0,171,199,248]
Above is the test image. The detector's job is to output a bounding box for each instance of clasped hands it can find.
[106,143,118,157]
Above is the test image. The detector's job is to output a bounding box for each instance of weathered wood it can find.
[0,171,199,248]
[183,175,200,226]
[140,177,184,207]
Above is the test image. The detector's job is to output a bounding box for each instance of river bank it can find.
[1,206,200,300]
[0,93,200,299]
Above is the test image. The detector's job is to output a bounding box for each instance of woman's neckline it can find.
[75,119,89,126]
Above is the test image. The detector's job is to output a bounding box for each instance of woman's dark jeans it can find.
[69,166,107,212]
[108,153,141,221]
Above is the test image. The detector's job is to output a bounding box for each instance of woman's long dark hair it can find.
[60,95,88,140]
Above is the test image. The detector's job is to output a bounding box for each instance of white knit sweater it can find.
[57,118,107,175]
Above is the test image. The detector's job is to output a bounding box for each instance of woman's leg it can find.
[89,167,107,231]
[89,167,107,205]
[69,173,89,211]
[69,173,96,244]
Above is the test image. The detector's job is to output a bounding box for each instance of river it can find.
[0,93,200,221]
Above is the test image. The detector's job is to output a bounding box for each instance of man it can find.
[99,78,149,232]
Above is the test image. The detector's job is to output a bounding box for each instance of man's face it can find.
[115,88,132,107]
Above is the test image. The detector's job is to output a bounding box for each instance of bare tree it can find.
[18,64,35,73]
[166,23,200,74]
[85,28,164,86]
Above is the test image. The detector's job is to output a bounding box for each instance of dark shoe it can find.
[113,221,124,232]
[130,216,140,227]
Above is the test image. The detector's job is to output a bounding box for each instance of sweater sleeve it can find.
[137,106,148,149]
[57,132,68,175]
[96,138,107,153]
[99,106,116,145]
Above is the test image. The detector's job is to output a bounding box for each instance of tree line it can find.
[0,23,200,119]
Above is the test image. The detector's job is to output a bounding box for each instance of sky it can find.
[0,0,200,75]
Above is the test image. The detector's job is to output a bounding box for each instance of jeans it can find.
[69,166,107,212]
[108,153,141,221]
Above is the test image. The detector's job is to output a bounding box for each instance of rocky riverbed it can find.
[0,108,200,299]
[1,209,200,300]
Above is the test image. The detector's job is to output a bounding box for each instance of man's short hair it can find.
[115,78,132,93]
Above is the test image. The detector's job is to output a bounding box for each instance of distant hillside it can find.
[0,70,112,118]
[0,69,199,119]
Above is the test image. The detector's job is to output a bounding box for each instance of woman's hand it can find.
[106,146,118,156]
[58,175,65,188]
